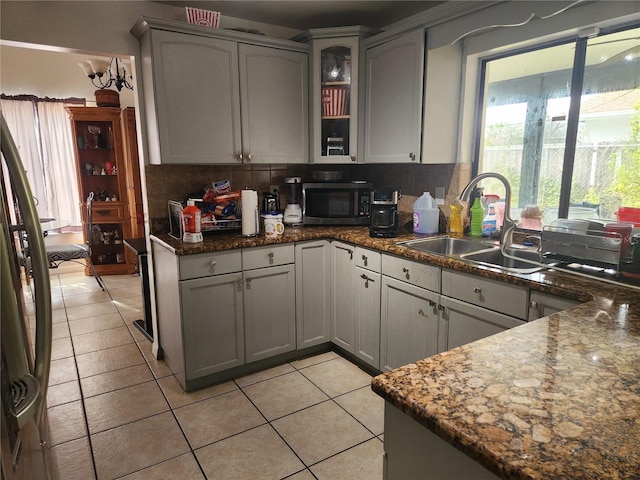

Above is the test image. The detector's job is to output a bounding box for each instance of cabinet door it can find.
[355,266,381,369]
[295,241,331,348]
[244,264,296,362]
[364,29,424,163]
[380,276,439,372]
[528,291,580,321]
[312,37,360,164]
[180,272,244,380]
[147,29,242,164]
[238,44,308,164]
[331,242,356,352]
[440,296,525,351]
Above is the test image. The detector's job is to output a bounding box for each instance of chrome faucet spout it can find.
[457,172,516,247]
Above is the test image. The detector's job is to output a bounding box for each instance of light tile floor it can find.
[26,262,385,480]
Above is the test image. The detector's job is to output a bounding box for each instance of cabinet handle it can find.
[268,252,274,264]
[350,155,357,162]
[529,300,538,308]
[409,152,416,161]
[428,300,436,307]
[402,267,409,273]
[360,273,375,287]
[473,287,482,294]
[437,304,445,311]
[209,260,217,268]
[96,210,110,216]
[362,254,368,266]
[236,279,242,290]
[347,249,353,260]
[246,153,252,162]
[246,278,251,288]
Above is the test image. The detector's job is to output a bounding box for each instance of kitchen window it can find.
[474,25,640,230]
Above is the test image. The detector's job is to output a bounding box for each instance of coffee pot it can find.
[262,192,280,213]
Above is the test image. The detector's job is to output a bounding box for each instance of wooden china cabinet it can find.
[67,106,137,275]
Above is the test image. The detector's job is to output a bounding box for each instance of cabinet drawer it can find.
[242,244,294,270]
[355,247,381,272]
[93,204,125,221]
[382,255,440,292]
[179,250,242,280]
[441,270,529,320]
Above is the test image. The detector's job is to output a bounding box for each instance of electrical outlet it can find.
[435,186,445,206]
[270,185,279,195]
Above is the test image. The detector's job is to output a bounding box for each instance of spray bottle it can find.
[182,199,203,243]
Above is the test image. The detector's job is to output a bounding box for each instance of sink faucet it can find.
[458,172,516,248]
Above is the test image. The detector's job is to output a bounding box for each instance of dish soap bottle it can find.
[482,204,498,237]
[413,192,439,234]
[449,200,464,239]
[470,197,484,237]
[182,199,203,243]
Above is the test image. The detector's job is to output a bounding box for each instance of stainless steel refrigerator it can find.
[1,113,55,479]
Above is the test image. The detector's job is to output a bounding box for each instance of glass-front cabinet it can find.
[67,106,136,275]
[302,27,379,164]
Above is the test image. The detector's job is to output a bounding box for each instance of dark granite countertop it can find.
[151,226,640,479]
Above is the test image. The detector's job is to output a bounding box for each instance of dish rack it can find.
[168,200,241,239]
[540,225,622,268]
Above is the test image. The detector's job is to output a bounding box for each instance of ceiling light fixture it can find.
[78,58,134,92]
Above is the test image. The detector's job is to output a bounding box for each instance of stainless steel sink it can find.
[461,247,548,274]
[396,237,494,256]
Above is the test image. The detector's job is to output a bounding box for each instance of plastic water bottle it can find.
[413,192,439,234]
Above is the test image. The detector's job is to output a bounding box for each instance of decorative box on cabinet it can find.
[132,17,309,165]
[295,26,379,164]
[67,106,135,275]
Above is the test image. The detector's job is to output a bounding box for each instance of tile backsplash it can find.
[145,162,472,234]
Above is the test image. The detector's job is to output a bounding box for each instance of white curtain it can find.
[0,100,48,219]
[37,102,81,226]
[1,99,82,227]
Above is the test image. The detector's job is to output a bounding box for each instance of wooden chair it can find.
[45,193,104,290]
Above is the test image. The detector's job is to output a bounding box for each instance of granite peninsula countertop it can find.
[152,226,640,479]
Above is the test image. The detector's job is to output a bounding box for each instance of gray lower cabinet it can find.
[243,246,296,362]
[180,273,244,379]
[439,296,526,351]
[380,276,440,372]
[354,247,382,369]
[295,240,331,348]
[528,291,581,320]
[440,269,529,350]
[331,241,356,352]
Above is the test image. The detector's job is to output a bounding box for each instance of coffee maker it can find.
[283,177,303,225]
[369,187,400,238]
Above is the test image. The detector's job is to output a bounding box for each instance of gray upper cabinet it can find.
[364,29,425,163]
[238,44,308,164]
[133,18,309,165]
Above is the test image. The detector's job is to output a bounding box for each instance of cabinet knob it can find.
[209,260,217,268]
[246,153,252,162]
[236,152,243,162]
[409,152,416,161]
[350,155,357,162]
[473,287,482,294]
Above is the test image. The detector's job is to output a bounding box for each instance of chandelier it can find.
[78,58,134,92]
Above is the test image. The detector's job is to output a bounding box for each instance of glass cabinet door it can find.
[312,37,359,163]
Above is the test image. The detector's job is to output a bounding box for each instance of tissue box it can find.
[185,7,220,28]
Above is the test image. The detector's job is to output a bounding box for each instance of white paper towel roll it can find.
[241,189,258,236]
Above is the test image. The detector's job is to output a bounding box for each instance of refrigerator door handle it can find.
[1,113,52,422]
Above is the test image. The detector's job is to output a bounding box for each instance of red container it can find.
[617,207,640,227]
[605,222,633,260]
[321,86,348,117]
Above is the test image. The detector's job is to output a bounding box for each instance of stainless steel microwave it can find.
[302,182,373,225]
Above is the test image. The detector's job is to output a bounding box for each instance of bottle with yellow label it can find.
[449,200,464,238]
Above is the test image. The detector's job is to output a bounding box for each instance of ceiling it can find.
[154,1,446,30]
